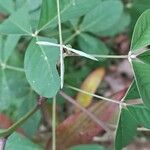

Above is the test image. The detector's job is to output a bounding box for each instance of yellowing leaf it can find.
[76,68,105,109]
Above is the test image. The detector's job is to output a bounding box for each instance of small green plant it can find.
[0,0,150,150]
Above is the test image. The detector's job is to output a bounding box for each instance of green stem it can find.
[91,55,128,59]
[52,97,56,150]
[56,0,64,89]
[67,85,121,105]
[66,54,128,59]
[0,105,38,138]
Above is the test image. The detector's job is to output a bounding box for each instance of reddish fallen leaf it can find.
[0,114,24,136]
[46,89,126,150]
[0,114,12,129]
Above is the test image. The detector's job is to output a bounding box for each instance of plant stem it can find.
[0,105,39,138]
[67,85,121,105]
[56,0,64,89]
[91,55,128,59]
[36,41,97,61]
[36,41,128,60]
[52,97,56,150]
[67,54,128,59]
[59,91,111,133]
[120,80,134,102]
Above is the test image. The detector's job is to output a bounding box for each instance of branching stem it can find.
[0,97,45,138]
[0,105,38,138]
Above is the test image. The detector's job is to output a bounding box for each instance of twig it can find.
[59,91,111,133]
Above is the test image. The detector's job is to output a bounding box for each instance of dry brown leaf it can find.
[76,68,105,109]
[46,89,126,150]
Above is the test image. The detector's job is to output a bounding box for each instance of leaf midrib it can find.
[37,39,54,80]
[9,17,31,35]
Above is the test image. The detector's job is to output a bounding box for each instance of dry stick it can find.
[56,0,64,89]
[59,91,111,133]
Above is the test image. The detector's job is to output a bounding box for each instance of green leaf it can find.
[0,37,29,111]
[77,33,109,56]
[15,0,42,12]
[0,5,32,35]
[0,68,29,111]
[115,104,150,150]
[99,12,131,36]
[28,0,42,11]
[38,0,57,30]
[1,35,20,63]
[115,108,138,150]
[132,0,150,14]
[24,37,60,98]
[70,144,107,150]
[125,80,140,101]
[131,9,150,51]
[37,0,102,31]
[80,0,123,33]
[127,0,150,33]
[132,58,150,108]
[17,92,41,136]
[0,0,14,14]
[5,132,43,150]
[127,104,150,129]
[138,50,150,65]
